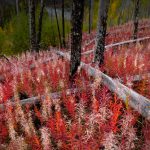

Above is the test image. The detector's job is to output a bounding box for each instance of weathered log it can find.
[1,50,150,120]
[83,24,150,48]
[0,83,95,111]
[54,50,150,120]
[81,36,150,55]
[126,73,150,82]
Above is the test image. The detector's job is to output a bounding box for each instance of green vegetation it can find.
[0,7,71,55]
[0,0,149,55]
[0,11,29,55]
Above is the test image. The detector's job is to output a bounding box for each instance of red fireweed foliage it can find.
[109,94,123,133]
[0,20,150,149]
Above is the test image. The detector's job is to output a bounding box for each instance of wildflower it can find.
[120,112,137,150]
[7,136,28,150]
[13,89,31,136]
[6,104,17,141]
[102,131,119,150]
[40,127,51,150]
[27,111,36,135]
[0,85,3,103]
[92,96,99,113]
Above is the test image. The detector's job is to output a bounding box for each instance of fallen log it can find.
[0,87,79,110]
[0,83,95,111]
[81,36,150,55]
[126,73,150,82]
[1,69,148,110]
[1,50,150,120]
[54,50,150,121]
[83,24,150,48]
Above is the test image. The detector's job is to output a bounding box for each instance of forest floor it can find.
[0,19,150,149]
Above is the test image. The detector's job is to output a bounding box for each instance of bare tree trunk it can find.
[89,0,91,34]
[133,0,140,39]
[50,8,56,46]
[89,0,94,34]
[29,0,37,51]
[70,0,85,78]
[16,0,19,15]
[53,0,62,48]
[91,0,94,30]
[62,0,66,47]
[94,0,110,65]
[37,0,45,49]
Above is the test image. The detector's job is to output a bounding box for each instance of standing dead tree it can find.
[70,0,85,78]
[94,0,110,65]
[29,0,37,51]
[16,0,19,15]
[133,0,140,39]
[62,0,66,47]
[53,0,62,48]
[37,0,45,49]
[89,0,94,34]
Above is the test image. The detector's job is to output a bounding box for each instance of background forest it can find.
[0,0,150,55]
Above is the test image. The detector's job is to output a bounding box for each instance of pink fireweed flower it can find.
[102,131,119,150]
[41,87,52,121]
[13,89,31,136]
[6,104,17,141]
[40,127,52,150]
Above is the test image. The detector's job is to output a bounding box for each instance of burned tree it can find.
[133,0,140,39]
[89,0,94,34]
[53,0,62,48]
[94,0,110,65]
[70,0,85,78]
[29,0,37,51]
[16,0,19,15]
[62,0,66,47]
[37,0,45,49]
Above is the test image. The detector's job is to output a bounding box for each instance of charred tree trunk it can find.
[70,0,85,78]
[89,0,94,34]
[53,0,62,48]
[62,0,66,47]
[133,0,140,39]
[16,0,19,15]
[29,0,37,51]
[37,0,45,49]
[94,0,110,65]
[89,0,91,34]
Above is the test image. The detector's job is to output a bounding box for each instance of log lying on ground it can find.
[112,73,150,84]
[126,73,150,82]
[81,36,150,55]
[1,69,148,111]
[0,87,81,110]
[54,50,150,121]
[83,24,150,47]
[139,25,150,30]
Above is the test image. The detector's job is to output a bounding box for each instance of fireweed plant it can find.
[0,20,150,149]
